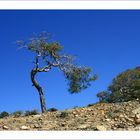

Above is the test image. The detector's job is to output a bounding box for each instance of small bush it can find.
[107,107,114,118]
[72,106,79,109]
[25,109,39,116]
[12,111,23,117]
[106,107,121,118]
[0,111,9,118]
[87,103,94,107]
[47,108,58,112]
[59,111,69,118]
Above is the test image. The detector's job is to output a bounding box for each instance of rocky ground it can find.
[0,100,140,131]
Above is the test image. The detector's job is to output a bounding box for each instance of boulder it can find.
[96,125,107,131]
[20,125,30,130]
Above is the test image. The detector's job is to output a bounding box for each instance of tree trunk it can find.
[31,69,47,113]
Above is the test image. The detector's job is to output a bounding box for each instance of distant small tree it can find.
[17,32,97,113]
[108,66,140,102]
[12,110,23,117]
[96,67,140,103]
[0,111,9,118]
[96,91,110,102]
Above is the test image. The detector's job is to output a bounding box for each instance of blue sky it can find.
[0,10,140,113]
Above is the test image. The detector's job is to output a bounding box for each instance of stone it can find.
[34,114,42,118]
[33,124,42,128]
[136,114,140,119]
[105,119,111,122]
[128,114,135,118]
[125,116,134,122]
[78,124,90,129]
[20,125,30,130]
[114,118,118,121]
[135,126,140,130]
[119,114,124,118]
[61,123,66,127]
[3,125,9,130]
[38,117,43,121]
[96,125,107,131]
[135,119,140,124]
[132,107,140,114]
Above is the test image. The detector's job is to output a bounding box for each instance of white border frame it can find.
[0,1,140,9]
[0,131,140,139]
[0,0,140,139]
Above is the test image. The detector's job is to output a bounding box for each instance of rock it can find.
[114,118,118,121]
[20,125,30,130]
[3,125,9,130]
[132,107,140,114]
[116,123,125,128]
[119,114,124,118]
[34,114,42,118]
[112,127,117,130]
[33,124,42,128]
[96,125,107,131]
[136,114,140,119]
[78,124,90,129]
[105,119,111,122]
[125,116,134,122]
[135,119,140,124]
[135,126,140,130]
[61,123,66,127]
[129,114,135,118]
[38,117,43,121]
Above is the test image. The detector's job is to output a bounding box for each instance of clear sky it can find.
[0,10,140,113]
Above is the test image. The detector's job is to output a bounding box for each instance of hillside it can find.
[0,100,140,130]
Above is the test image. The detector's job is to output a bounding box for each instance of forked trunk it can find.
[31,69,47,113]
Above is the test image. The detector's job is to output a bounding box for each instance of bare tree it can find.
[17,32,97,113]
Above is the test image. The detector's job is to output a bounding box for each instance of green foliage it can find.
[108,66,140,102]
[17,32,97,113]
[18,32,97,95]
[65,66,97,93]
[107,107,122,118]
[72,106,79,109]
[18,32,63,59]
[12,110,23,117]
[87,103,95,107]
[0,111,9,118]
[97,66,140,103]
[25,109,39,116]
[45,42,63,55]
[96,91,110,102]
[47,108,58,112]
[58,111,69,118]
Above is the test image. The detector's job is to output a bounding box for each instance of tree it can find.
[96,66,140,103]
[96,91,110,102]
[17,32,97,113]
[107,66,140,102]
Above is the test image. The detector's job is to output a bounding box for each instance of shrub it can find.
[96,66,140,103]
[47,108,58,112]
[58,111,69,118]
[72,106,79,109]
[87,103,94,107]
[12,111,23,117]
[96,91,110,102]
[0,111,9,118]
[107,107,122,118]
[25,109,39,116]
[108,66,140,102]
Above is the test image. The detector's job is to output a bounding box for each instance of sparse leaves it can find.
[64,66,97,93]
[17,32,97,112]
